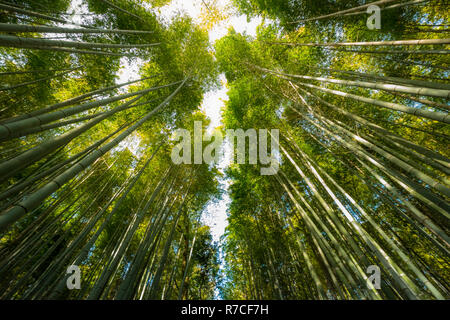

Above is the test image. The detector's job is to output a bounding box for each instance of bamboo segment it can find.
[1,75,159,124]
[261,67,450,99]
[0,81,180,141]
[296,81,450,123]
[0,78,187,232]
[267,38,450,47]
[0,23,153,34]
[0,66,81,91]
[288,0,399,24]
[0,35,160,50]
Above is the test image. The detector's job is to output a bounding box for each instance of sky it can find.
[154,0,262,243]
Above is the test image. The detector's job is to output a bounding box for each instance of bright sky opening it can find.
[106,2,262,298]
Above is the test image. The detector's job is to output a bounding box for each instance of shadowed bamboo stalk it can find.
[1,167,120,299]
[267,38,450,47]
[276,80,450,169]
[276,148,382,298]
[177,218,201,300]
[0,66,81,91]
[47,145,161,299]
[98,0,147,23]
[280,82,450,218]
[316,68,450,91]
[0,122,131,202]
[268,72,450,123]
[276,173,372,299]
[2,97,159,141]
[390,92,450,112]
[162,231,188,299]
[0,75,158,124]
[321,114,450,213]
[259,65,450,98]
[116,187,183,300]
[343,0,427,17]
[87,168,173,299]
[296,80,449,123]
[3,112,105,140]
[331,48,450,55]
[0,158,109,275]
[0,67,81,76]
[284,93,450,245]
[149,175,193,299]
[282,127,443,298]
[275,179,353,298]
[0,23,153,34]
[271,185,352,298]
[305,129,450,256]
[294,85,450,173]
[4,45,138,56]
[0,3,107,29]
[0,81,180,141]
[0,78,187,232]
[284,133,437,299]
[43,147,159,299]
[298,141,447,299]
[287,0,399,24]
[0,94,144,179]
[300,90,450,217]
[0,35,160,50]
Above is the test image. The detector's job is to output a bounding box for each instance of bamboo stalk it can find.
[0,23,153,34]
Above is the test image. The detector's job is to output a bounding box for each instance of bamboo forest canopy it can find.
[0,0,449,300]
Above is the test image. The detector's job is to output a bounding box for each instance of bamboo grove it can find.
[218,0,449,300]
[0,0,449,301]
[0,0,220,299]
